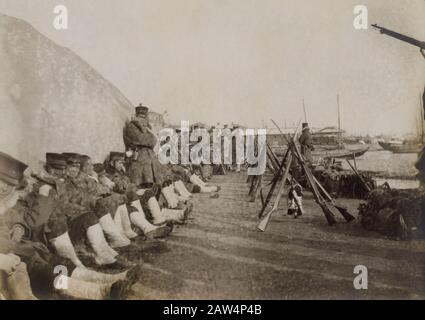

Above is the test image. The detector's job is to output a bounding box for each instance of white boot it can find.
[161,208,185,223]
[115,205,138,239]
[161,186,179,208]
[200,185,219,193]
[129,210,172,239]
[86,224,117,266]
[130,199,164,225]
[113,206,125,234]
[50,232,85,268]
[141,198,167,225]
[129,210,160,234]
[190,174,218,192]
[190,174,207,187]
[173,184,190,202]
[169,186,184,205]
[57,276,110,300]
[71,267,127,284]
[175,180,192,199]
[99,214,131,248]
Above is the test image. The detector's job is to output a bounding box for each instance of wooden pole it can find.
[353,152,357,171]
[303,99,308,123]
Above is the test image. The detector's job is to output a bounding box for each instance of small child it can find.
[287,179,305,218]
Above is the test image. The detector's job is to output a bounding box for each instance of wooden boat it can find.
[378,141,422,154]
[378,140,402,151]
[386,144,423,154]
[314,146,370,159]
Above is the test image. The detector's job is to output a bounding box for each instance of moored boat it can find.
[378,140,422,154]
[386,144,423,154]
[314,146,370,159]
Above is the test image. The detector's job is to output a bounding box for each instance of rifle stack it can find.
[256,121,355,232]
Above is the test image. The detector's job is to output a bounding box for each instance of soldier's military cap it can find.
[110,152,125,161]
[79,154,91,165]
[46,153,67,169]
[62,153,81,166]
[135,103,149,116]
[62,152,80,159]
[0,152,28,186]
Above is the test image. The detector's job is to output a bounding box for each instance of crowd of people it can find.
[0,104,226,300]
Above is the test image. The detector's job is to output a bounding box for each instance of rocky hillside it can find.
[0,14,134,167]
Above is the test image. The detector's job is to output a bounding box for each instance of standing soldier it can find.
[232,124,244,173]
[123,104,199,210]
[123,104,164,188]
[298,123,314,165]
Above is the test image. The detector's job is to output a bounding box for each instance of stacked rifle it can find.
[257,121,355,232]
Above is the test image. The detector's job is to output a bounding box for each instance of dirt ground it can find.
[127,172,425,300]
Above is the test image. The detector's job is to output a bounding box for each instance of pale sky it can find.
[0,0,424,135]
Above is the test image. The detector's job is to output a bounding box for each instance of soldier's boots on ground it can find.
[189,174,221,193]
[98,213,131,248]
[57,274,136,300]
[128,200,172,239]
[174,180,192,200]
[50,232,85,268]
[86,224,118,266]
[160,185,192,220]
[113,204,139,240]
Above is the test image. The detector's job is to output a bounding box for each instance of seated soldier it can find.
[0,152,137,300]
[101,152,182,232]
[82,154,173,239]
[40,153,121,266]
[71,153,132,248]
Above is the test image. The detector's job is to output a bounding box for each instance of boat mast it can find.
[337,94,342,146]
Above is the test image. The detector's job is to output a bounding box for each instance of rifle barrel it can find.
[372,24,425,50]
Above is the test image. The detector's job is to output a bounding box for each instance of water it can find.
[339,150,419,178]
[375,178,419,190]
[273,144,421,188]
[318,149,420,189]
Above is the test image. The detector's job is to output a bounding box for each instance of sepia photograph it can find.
[0,0,424,307]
